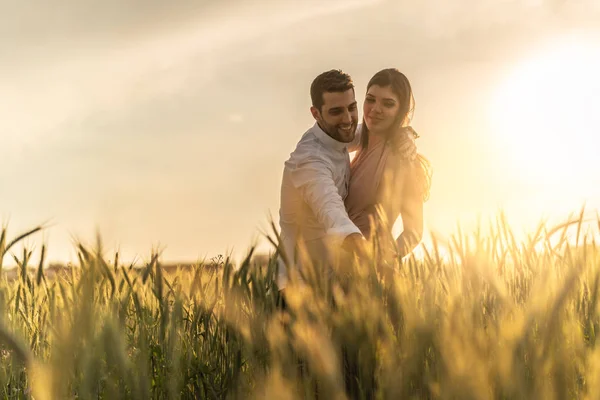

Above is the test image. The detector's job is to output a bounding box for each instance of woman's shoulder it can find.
[347,123,364,153]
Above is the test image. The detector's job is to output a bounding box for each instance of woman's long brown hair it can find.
[360,68,415,150]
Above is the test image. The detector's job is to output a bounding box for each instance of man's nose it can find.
[341,110,352,123]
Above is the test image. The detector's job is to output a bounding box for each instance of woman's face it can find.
[363,84,401,134]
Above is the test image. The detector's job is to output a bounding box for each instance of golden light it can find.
[489,35,600,188]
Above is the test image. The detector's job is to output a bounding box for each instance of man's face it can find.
[311,89,358,143]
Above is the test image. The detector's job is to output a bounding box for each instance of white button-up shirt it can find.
[277,122,362,289]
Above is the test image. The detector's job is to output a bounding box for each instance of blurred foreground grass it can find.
[0,212,599,399]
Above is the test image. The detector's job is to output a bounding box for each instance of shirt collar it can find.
[311,122,349,152]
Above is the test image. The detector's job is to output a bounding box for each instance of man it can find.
[277,69,364,291]
[276,68,367,399]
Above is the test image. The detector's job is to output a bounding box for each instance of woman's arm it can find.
[394,161,426,258]
[395,190,423,258]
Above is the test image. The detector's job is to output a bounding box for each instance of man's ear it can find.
[310,106,321,121]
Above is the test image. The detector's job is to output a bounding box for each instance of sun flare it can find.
[489,35,600,187]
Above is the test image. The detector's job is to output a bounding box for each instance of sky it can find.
[1,0,600,264]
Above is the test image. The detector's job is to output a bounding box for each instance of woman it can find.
[345,68,432,262]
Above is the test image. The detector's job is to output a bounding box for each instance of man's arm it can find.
[290,156,362,240]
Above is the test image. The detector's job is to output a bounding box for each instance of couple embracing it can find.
[277,68,432,291]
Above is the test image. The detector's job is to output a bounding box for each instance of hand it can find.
[394,127,418,161]
[395,231,420,259]
[341,233,368,257]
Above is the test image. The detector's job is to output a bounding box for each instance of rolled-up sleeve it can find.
[289,157,361,239]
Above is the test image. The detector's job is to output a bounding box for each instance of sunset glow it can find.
[489,35,600,187]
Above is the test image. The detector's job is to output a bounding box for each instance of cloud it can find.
[0,0,386,160]
[2,0,599,261]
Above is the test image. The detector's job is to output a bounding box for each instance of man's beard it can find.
[319,120,357,143]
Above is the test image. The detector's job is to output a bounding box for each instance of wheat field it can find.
[0,211,599,399]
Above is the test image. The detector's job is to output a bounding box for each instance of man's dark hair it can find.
[310,69,354,111]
